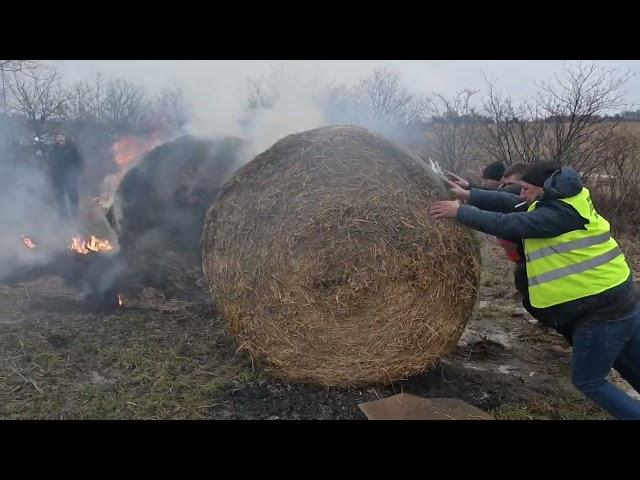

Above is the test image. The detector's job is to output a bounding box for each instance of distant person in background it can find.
[33,136,43,162]
[48,133,84,219]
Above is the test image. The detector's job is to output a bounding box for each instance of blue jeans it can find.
[53,174,80,219]
[571,306,640,420]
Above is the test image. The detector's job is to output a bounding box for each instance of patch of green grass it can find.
[491,393,612,420]
[230,366,268,390]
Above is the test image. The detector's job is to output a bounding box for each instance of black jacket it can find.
[456,167,638,330]
[458,168,588,241]
[48,143,83,182]
[468,181,522,196]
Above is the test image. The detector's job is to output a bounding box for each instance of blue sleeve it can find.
[456,202,587,240]
[467,181,490,191]
[467,189,522,213]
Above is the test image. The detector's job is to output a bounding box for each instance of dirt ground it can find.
[0,240,638,420]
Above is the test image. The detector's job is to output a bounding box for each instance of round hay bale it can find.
[202,125,481,386]
[112,135,243,296]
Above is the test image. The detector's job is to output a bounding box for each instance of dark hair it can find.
[482,161,506,181]
[503,163,527,179]
[520,162,561,188]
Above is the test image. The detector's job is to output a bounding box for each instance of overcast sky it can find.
[52,60,640,104]
[48,60,640,152]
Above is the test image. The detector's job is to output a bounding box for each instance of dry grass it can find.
[492,395,612,420]
[619,235,640,280]
[203,125,482,387]
[0,239,636,419]
[0,284,256,419]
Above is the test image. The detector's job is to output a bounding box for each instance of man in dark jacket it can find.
[431,162,640,419]
[445,161,507,190]
[446,162,526,195]
[478,161,505,189]
[447,163,527,261]
[48,133,83,219]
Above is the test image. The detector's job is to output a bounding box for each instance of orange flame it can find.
[21,235,36,249]
[100,134,163,207]
[69,235,113,255]
[112,135,162,170]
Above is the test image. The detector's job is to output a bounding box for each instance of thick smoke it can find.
[0,143,83,282]
[0,116,134,300]
[181,63,426,161]
[0,61,429,299]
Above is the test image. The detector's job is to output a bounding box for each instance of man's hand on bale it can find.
[445,180,471,201]
[431,200,461,219]
[444,171,469,189]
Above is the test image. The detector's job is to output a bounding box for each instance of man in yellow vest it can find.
[431,162,640,419]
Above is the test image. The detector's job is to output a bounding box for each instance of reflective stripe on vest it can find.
[528,245,622,286]
[523,187,630,308]
[525,232,611,262]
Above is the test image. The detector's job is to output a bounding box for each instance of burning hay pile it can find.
[9,234,124,309]
[202,125,481,387]
[110,135,243,297]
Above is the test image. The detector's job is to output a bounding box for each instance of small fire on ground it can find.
[20,234,114,255]
[21,235,36,249]
[69,235,113,255]
[20,233,125,308]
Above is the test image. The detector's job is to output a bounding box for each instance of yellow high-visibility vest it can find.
[524,187,630,308]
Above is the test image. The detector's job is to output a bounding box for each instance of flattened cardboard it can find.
[358,393,493,420]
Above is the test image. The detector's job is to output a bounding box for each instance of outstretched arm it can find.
[455,203,586,240]
[430,200,586,241]
[467,189,522,213]
[447,180,522,213]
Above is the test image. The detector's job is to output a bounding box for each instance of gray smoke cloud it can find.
[179,62,430,160]
[0,147,83,281]
[6,59,639,294]
[0,61,437,286]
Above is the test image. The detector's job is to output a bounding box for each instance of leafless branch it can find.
[8,67,68,136]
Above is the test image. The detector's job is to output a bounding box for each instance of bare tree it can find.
[66,75,101,124]
[246,74,279,111]
[536,61,633,177]
[321,82,357,122]
[1,60,44,139]
[0,60,40,74]
[424,89,482,172]
[322,67,427,127]
[67,74,110,123]
[152,85,189,131]
[588,127,640,236]
[238,66,284,129]
[66,73,162,138]
[478,75,547,166]
[8,66,68,137]
[101,78,150,134]
[354,67,427,124]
